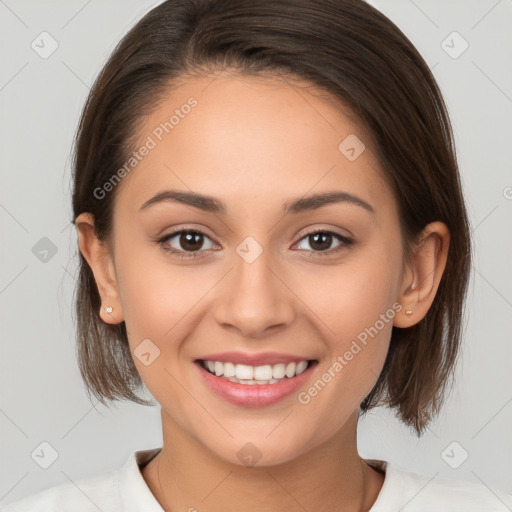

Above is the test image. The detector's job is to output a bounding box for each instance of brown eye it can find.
[158,229,216,258]
[177,231,204,251]
[295,230,352,256]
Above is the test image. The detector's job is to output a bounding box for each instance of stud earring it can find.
[105,306,113,313]
[405,309,413,317]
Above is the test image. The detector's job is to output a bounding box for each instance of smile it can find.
[200,359,311,384]
[194,359,318,407]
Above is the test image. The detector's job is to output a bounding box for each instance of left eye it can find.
[295,230,352,254]
[158,229,216,256]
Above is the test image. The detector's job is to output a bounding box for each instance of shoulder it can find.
[1,468,119,512]
[1,447,162,512]
[403,470,512,511]
[368,459,512,512]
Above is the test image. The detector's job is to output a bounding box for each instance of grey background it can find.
[1,0,511,505]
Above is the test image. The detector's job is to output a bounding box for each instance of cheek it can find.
[113,232,206,352]
[299,248,401,339]
[292,245,402,395]
[116,259,207,403]
[119,262,206,344]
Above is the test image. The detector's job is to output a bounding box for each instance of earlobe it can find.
[75,212,124,324]
[394,221,450,328]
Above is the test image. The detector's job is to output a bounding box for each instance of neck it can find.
[141,409,385,512]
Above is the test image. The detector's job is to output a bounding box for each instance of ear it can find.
[75,212,124,325]
[394,221,450,328]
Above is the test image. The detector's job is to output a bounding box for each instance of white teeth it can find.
[223,362,236,378]
[226,377,283,385]
[295,361,308,375]
[272,363,285,379]
[214,361,223,376]
[235,364,253,380]
[253,364,273,380]
[285,362,296,378]
[202,359,311,381]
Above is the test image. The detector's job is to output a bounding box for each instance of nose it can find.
[213,248,296,338]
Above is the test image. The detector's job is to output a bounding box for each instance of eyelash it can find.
[157,228,353,260]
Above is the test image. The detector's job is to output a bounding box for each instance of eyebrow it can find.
[139,189,374,215]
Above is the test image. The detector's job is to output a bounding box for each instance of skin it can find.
[76,70,449,511]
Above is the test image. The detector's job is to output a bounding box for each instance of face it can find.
[99,72,408,466]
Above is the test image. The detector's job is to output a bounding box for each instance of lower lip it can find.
[195,361,317,407]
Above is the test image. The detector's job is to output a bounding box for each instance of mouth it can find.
[196,358,317,385]
[194,358,318,407]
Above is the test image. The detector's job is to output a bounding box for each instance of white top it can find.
[3,447,512,511]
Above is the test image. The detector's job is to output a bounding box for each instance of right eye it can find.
[157,229,218,258]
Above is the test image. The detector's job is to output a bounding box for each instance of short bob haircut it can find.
[70,0,471,437]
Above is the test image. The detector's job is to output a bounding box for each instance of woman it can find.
[4,0,511,510]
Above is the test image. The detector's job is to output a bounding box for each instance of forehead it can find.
[116,71,392,217]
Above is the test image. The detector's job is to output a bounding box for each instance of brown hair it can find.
[70,0,471,436]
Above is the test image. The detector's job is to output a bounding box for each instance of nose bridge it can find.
[214,238,295,336]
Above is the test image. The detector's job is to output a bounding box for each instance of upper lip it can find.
[196,351,316,367]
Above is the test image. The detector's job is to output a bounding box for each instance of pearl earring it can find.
[405,309,413,317]
[105,306,113,313]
